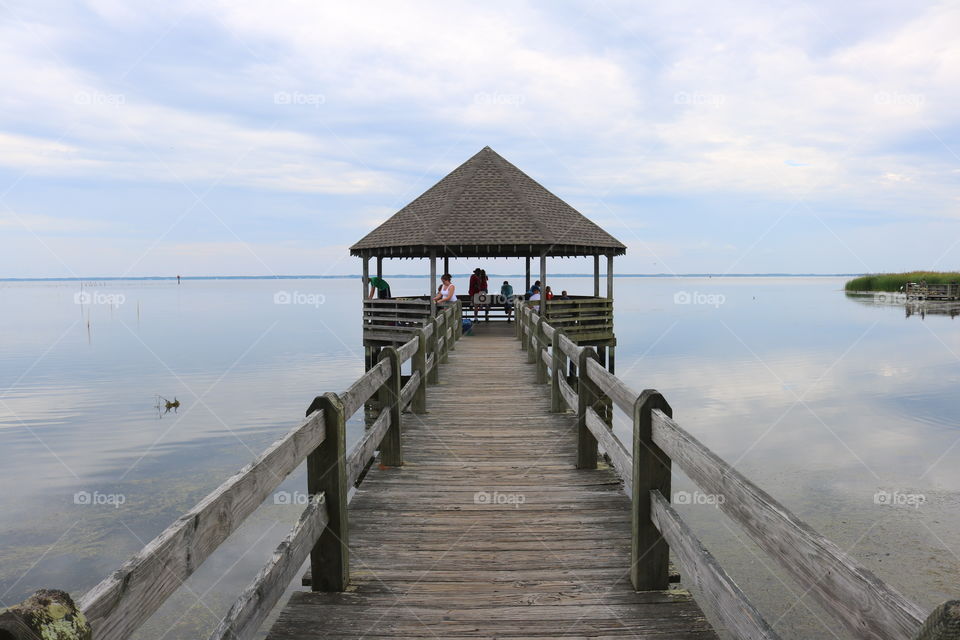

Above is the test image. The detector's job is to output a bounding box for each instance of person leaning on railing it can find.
[368,276,391,299]
[433,274,456,305]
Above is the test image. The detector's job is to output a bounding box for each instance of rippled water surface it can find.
[1,276,957,639]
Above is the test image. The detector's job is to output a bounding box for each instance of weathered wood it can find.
[208,495,330,640]
[557,331,581,361]
[396,334,418,363]
[345,408,390,487]
[306,393,349,592]
[339,358,390,419]
[585,406,631,496]
[649,491,782,640]
[427,318,439,384]
[377,346,403,467]
[586,357,637,413]
[576,348,602,469]
[78,408,328,640]
[0,589,91,640]
[651,409,926,638]
[558,376,577,412]
[551,329,566,412]
[412,329,427,413]
[399,369,421,411]
[914,601,960,640]
[632,390,672,591]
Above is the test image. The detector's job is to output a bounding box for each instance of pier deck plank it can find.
[267,323,717,639]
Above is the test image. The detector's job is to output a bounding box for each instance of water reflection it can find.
[845,290,960,319]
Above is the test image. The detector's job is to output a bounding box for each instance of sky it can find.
[0,0,958,278]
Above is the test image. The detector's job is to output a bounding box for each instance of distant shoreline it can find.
[1,273,861,283]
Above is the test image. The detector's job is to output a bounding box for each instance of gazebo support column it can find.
[443,256,449,276]
[362,256,371,371]
[376,256,382,279]
[429,250,437,315]
[362,257,370,300]
[525,257,531,294]
[539,252,547,316]
[593,255,600,297]
[606,254,614,300]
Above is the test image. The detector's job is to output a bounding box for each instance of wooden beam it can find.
[377,346,403,467]
[606,254,614,300]
[306,393,349,591]
[539,252,547,316]
[362,257,370,300]
[429,250,437,315]
[631,390,672,591]
[208,495,330,640]
[376,256,382,279]
[525,256,531,294]
[593,255,600,297]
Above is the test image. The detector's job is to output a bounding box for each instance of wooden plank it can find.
[558,377,577,412]
[652,409,926,639]
[557,332,581,361]
[345,408,390,487]
[586,358,637,413]
[585,407,631,496]
[339,358,389,419]
[650,491,781,640]
[208,495,330,640]
[396,335,418,363]
[399,370,421,410]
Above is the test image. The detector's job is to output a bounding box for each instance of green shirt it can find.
[368,277,389,291]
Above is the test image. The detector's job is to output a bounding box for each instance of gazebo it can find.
[350,146,626,366]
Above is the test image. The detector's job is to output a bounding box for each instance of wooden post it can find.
[536,318,548,384]
[527,315,539,364]
[606,254,614,300]
[429,250,437,315]
[377,347,403,466]
[413,328,427,413]
[576,348,601,469]
[525,256,531,294]
[914,600,960,640]
[447,305,456,351]
[597,345,607,368]
[594,254,600,297]
[440,309,451,364]
[539,252,547,316]
[362,256,370,300]
[609,344,616,374]
[551,329,566,412]
[0,590,91,640]
[443,255,449,276]
[376,256,382,279]
[631,390,672,591]
[427,318,439,384]
[306,392,349,591]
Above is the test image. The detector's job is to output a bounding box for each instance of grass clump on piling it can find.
[845,272,960,292]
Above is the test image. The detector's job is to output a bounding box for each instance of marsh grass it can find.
[845,271,960,292]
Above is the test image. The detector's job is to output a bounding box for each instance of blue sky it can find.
[1,0,958,277]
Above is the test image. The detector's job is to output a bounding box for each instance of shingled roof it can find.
[350,146,626,258]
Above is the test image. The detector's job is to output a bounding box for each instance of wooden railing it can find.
[0,304,462,640]
[904,282,960,301]
[516,303,952,640]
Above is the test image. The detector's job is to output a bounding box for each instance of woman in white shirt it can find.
[433,274,456,303]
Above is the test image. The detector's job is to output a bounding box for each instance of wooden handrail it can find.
[517,303,938,640]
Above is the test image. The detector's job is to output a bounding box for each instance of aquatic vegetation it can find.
[845,272,960,292]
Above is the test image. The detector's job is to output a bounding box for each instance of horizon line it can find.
[1,273,865,282]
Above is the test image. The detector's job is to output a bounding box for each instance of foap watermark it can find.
[473,490,525,508]
[874,91,924,109]
[873,291,907,305]
[273,490,311,505]
[274,91,326,107]
[674,291,726,308]
[474,91,525,107]
[674,91,725,108]
[74,291,126,306]
[274,290,325,307]
[74,490,126,508]
[874,489,925,509]
[74,91,125,107]
[673,490,725,507]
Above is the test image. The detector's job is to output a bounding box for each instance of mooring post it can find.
[0,590,91,640]
[305,392,349,591]
[377,346,403,466]
[576,348,601,469]
[427,317,439,384]
[914,600,960,640]
[412,328,427,413]
[551,329,566,412]
[631,390,672,591]
[536,318,548,383]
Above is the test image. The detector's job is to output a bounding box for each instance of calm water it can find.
[1,276,957,639]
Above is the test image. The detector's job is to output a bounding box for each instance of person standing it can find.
[433,274,456,304]
[469,268,483,320]
[501,280,514,322]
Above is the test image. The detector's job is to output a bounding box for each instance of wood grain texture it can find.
[650,491,782,640]
[652,409,926,639]
[585,406,631,496]
[340,359,390,419]
[267,322,716,640]
[585,357,638,414]
[345,408,390,487]
[208,495,330,640]
[78,410,328,640]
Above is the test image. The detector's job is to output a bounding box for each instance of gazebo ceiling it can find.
[350,146,626,259]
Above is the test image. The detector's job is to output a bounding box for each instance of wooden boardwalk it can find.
[267,323,716,639]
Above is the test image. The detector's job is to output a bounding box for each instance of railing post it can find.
[440,310,451,363]
[914,600,960,640]
[631,390,672,591]
[447,306,456,352]
[413,328,427,413]
[528,316,540,364]
[377,346,403,466]
[0,590,91,640]
[536,319,548,384]
[305,392,349,591]
[551,329,566,412]
[427,318,439,384]
[576,348,601,469]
